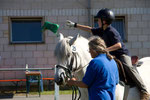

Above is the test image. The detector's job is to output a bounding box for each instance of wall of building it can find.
[0,0,150,83]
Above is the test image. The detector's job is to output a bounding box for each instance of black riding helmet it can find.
[95,8,115,25]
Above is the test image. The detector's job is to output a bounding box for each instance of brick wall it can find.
[127,14,150,57]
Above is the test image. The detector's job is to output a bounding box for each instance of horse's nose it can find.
[55,72,65,85]
[55,77,63,85]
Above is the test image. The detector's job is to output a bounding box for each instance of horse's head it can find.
[54,33,92,85]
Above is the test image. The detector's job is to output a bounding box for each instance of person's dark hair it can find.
[88,36,113,60]
[95,8,115,25]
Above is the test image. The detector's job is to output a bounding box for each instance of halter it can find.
[55,52,88,100]
[56,52,88,78]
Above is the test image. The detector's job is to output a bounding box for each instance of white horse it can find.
[54,33,150,100]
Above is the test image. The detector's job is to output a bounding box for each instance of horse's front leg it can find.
[115,84,124,100]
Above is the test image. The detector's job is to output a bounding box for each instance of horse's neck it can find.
[74,49,91,80]
[74,66,87,81]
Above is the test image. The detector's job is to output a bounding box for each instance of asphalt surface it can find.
[0,94,72,100]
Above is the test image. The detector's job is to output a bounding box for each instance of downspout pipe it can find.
[87,0,91,26]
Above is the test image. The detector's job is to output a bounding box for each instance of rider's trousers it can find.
[119,54,148,93]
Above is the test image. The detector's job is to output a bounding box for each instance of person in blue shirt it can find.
[67,36,119,100]
[66,8,149,100]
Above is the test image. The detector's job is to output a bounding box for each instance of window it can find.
[10,17,44,44]
[94,16,126,42]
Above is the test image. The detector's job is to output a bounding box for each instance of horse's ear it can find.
[57,33,64,41]
[69,34,80,46]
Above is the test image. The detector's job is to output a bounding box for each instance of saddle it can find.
[114,58,128,85]
[114,56,139,86]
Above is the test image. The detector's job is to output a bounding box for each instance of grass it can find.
[0,86,72,96]
[30,90,72,95]
[1,90,72,96]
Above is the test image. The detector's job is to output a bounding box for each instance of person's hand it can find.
[66,78,77,86]
[66,20,77,28]
[67,80,74,86]
[71,77,77,81]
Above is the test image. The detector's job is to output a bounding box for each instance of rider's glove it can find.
[66,20,77,28]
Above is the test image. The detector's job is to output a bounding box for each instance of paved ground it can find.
[0,94,72,100]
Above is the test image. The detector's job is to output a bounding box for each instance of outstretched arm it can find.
[66,20,92,33]
[76,24,92,33]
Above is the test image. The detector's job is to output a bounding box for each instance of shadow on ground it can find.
[0,93,14,99]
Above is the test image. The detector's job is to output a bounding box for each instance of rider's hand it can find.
[66,20,77,28]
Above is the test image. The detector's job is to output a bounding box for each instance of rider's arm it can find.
[107,42,122,52]
[76,24,92,33]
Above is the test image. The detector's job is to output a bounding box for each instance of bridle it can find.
[56,52,88,78]
[55,52,88,100]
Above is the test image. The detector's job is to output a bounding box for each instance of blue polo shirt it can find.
[91,26,129,59]
[82,54,119,100]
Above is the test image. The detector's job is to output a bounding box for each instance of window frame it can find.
[9,17,45,44]
[113,16,127,42]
